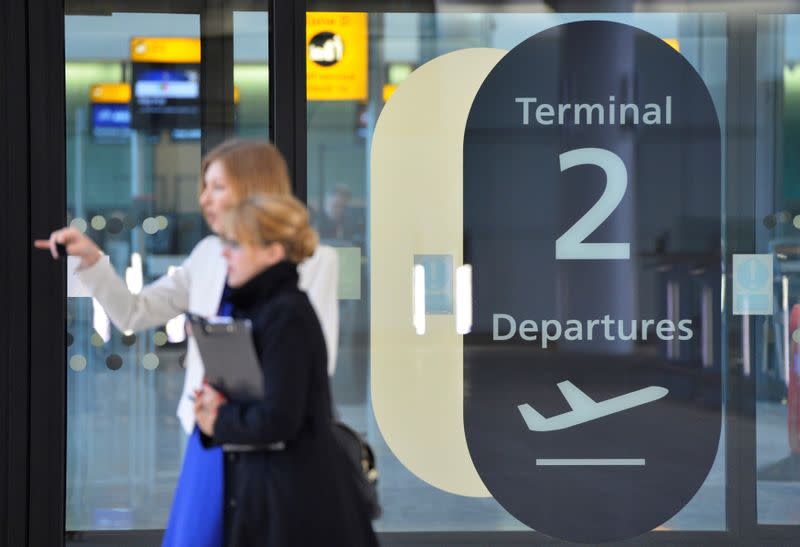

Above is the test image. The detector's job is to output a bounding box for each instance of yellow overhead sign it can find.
[382,84,397,103]
[131,37,201,64]
[663,38,680,52]
[89,83,132,104]
[306,12,368,101]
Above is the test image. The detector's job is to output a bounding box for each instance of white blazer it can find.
[75,235,339,434]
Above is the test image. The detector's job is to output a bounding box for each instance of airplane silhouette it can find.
[518,381,669,432]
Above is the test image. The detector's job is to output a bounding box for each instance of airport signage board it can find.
[89,83,132,140]
[463,21,721,543]
[129,37,201,131]
[306,12,368,101]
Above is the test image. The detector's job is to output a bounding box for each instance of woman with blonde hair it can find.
[35,140,339,546]
[194,194,377,546]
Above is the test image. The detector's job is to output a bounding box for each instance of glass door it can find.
[754,13,800,528]
[63,1,269,537]
[305,3,737,543]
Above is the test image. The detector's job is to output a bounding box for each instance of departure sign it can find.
[463,22,721,542]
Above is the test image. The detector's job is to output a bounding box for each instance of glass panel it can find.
[309,9,728,535]
[756,14,800,526]
[64,7,268,531]
[234,11,270,139]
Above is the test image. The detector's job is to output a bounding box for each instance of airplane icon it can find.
[518,381,669,432]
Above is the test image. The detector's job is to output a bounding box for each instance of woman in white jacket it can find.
[36,140,338,546]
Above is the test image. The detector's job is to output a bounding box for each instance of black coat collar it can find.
[228,261,299,311]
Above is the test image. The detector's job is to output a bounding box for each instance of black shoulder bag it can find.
[332,421,382,520]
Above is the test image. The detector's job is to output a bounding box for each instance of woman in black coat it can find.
[194,194,378,547]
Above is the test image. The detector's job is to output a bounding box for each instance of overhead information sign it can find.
[306,12,368,101]
[89,83,131,140]
[130,37,201,130]
[130,37,201,64]
[89,83,131,104]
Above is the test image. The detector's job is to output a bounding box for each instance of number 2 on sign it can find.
[556,147,630,260]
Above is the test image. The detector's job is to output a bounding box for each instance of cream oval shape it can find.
[370,48,506,497]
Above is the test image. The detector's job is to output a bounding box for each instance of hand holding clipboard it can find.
[187,313,264,402]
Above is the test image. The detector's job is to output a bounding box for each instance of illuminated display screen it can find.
[170,128,202,141]
[90,103,131,141]
[131,63,200,130]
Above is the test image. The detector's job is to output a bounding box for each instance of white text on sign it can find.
[515,95,672,126]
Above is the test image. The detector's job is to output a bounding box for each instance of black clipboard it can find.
[188,313,264,401]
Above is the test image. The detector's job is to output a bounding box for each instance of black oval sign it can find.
[463,21,721,543]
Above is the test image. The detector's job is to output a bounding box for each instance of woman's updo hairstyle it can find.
[223,194,318,263]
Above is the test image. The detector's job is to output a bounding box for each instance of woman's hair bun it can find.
[223,194,319,263]
[290,222,319,262]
